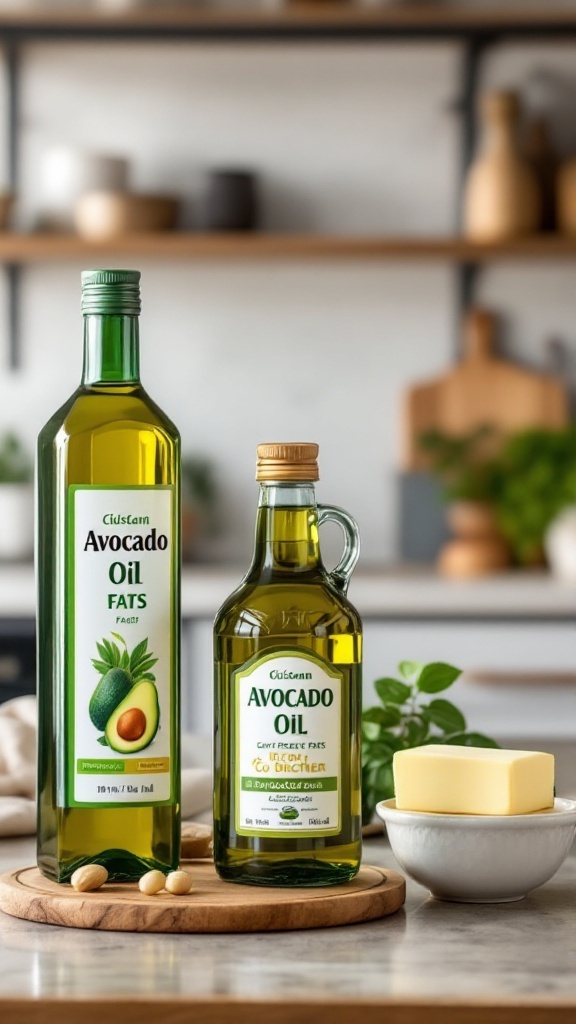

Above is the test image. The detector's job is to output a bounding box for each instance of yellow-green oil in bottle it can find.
[214,443,362,886]
[37,270,180,882]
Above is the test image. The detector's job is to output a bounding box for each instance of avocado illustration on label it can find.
[89,632,160,749]
[105,680,160,753]
[279,805,299,820]
[89,667,133,732]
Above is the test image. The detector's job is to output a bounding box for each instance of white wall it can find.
[186,617,576,739]
[0,38,574,563]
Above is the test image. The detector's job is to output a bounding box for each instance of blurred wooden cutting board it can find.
[403,308,569,471]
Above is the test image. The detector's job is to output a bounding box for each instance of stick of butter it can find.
[393,745,554,815]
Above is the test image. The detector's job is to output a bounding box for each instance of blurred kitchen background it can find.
[0,0,575,776]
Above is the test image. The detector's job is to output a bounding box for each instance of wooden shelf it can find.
[0,3,574,39]
[2,232,576,263]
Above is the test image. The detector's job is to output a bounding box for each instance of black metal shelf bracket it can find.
[6,262,20,371]
[5,40,19,370]
[454,34,493,352]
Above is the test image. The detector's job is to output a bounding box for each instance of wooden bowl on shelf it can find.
[0,193,14,231]
[558,159,576,235]
[74,190,180,238]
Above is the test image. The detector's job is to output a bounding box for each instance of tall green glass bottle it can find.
[37,269,181,882]
[214,442,362,887]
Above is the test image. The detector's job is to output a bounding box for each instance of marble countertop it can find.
[1,835,575,1024]
[2,563,576,620]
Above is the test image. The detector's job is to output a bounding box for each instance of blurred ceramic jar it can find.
[545,507,576,581]
[557,159,576,235]
[200,170,259,232]
[38,146,130,231]
[464,92,540,241]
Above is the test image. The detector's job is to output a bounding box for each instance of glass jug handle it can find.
[317,504,360,595]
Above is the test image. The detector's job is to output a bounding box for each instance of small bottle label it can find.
[64,486,176,808]
[234,650,342,837]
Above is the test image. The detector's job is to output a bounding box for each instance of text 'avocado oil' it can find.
[214,442,362,886]
[37,269,181,882]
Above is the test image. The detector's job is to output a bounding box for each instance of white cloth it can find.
[0,697,36,836]
[0,696,212,837]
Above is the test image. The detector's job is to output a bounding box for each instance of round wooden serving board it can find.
[0,862,405,934]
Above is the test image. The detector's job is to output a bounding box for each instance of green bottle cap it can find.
[81,269,141,316]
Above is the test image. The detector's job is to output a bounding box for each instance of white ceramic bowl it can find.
[377,797,576,903]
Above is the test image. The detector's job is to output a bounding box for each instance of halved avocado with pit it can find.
[105,680,160,754]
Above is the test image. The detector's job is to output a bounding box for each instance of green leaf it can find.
[97,735,109,746]
[372,763,395,802]
[398,660,423,681]
[374,677,412,705]
[417,662,461,693]
[102,639,114,662]
[96,642,111,665]
[132,656,158,675]
[129,638,149,670]
[362,721,380,742]
[362,750,392,770]
[364,739,399,762]
[445,732,500,748]
[110,643,122,667]
[362,705,402,728]
[362,747,374,768]
[360,720,379,745]
[137,672,156,682]
[404,718,429,747]
[131,651,156,668]
[91,659,109,675]
[427,698,467,734]
[376,735,403,754]
[120,650,130,671]
[111,632,126,647]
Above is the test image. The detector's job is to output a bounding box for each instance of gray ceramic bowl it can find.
[377,797,576,903]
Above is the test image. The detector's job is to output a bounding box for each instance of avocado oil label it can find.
[234,650,342,837]
[65,486,175,807]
